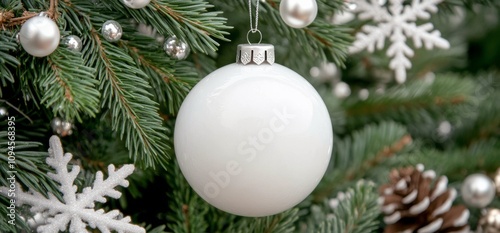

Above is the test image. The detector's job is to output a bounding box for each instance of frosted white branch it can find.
[0,136,145,233]
[348,0,450,83]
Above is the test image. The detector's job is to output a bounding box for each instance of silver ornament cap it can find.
[461,173,496,208]
[236,44,275,65]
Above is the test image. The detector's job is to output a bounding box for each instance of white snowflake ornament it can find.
[0,136,145,233]
[349,0,450,83]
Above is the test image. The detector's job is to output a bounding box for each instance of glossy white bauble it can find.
[174,63,333,217]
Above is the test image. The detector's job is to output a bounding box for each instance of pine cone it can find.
[379,164,470,233]
[478,209,500,233]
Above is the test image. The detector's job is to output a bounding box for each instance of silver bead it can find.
[164,36,190,60]
[51,117,62,131]
[62,35,83,52]
[0,107,8,117]
[461,173,495,208]
[19,15,60,57]
[279,0,318,28]
[102,20,123,42]
[51,117,73,137]
[122,0,151,9]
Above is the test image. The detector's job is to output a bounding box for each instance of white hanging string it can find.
[248,0,260,33]
[247,0,262,44]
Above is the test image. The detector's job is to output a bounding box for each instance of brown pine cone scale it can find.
[379,164,470,233]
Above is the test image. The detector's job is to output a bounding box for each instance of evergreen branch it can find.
[391,140,500,182]
[314,122,411,202]
[227,209,299,233]
[119,34,198,115]
[112,0,232,54]
[41,48,100,121]
[166,161,210,233]
[88,28,170,168]
[0,31,18,97]
[453,91,500,146]
[260,0,352,67]
[0,130,59,196]
[344,75,476,130]
[325,181,380,233]
[211,0,352,68]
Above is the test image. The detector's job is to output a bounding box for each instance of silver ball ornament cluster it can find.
[51,117,73,137]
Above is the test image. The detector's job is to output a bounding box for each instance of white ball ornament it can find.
[19,14,60,57]
[461,173,496,208]
[122,0,151,9]
[174,44,333,217]
[279,0,318,28]
[102,20,123,42]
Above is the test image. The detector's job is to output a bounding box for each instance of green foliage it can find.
[314,121,411,201]
[0,31,18,97]
[42,48,100,121]
[1,0,499,231]
[302,181,381,233]
[0,129,58,232]
[344,75,476,133]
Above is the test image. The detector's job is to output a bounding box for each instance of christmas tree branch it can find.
[325,181,381,233]
[88,28,170,168]
[0,31,18,97]
[119,35,198,115]
[42,48,100,121]
[114,0,232,54]
[314,122,411,202]
[344,75,476,131]
[0,0,59,28]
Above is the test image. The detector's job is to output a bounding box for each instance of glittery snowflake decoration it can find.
[349,0,450,83]
[0,136,145,233]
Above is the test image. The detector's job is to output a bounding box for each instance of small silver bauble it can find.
[279,0,318,28]
[62,35,83,52]
[122,0,151,9]
[333,81,351,99]
[51,117,73,137]
[461,173,496,208]
[310,62,339,83]
[164,36,190,60]
[19,14,60,57]
[102,20,123,42]
[0,107,8,117]
[358,88,369,100]
[478,209,500,233]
